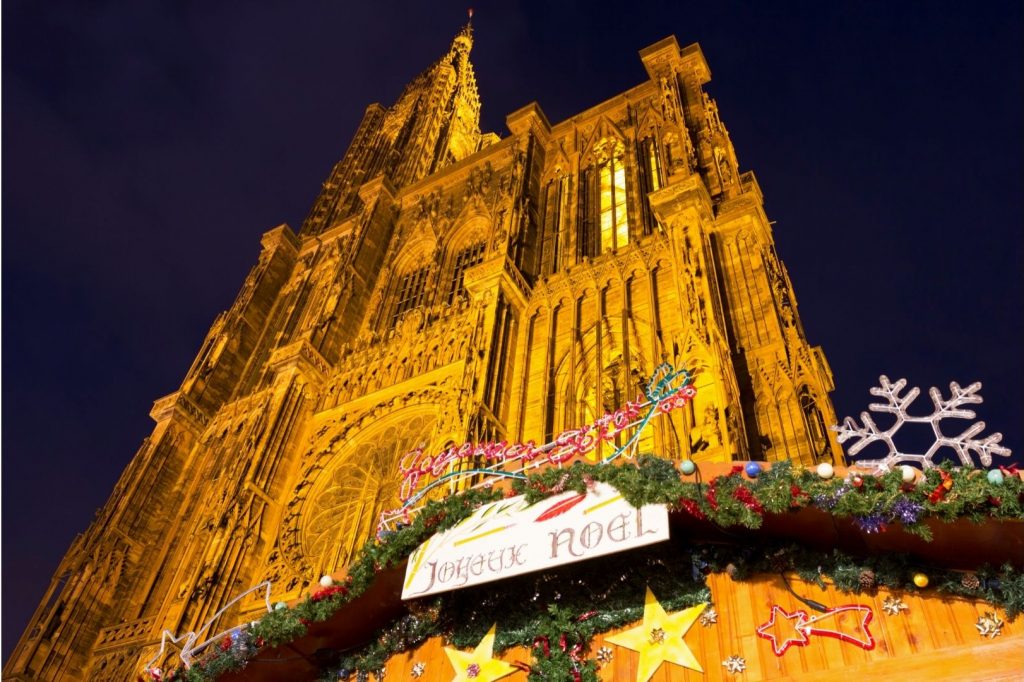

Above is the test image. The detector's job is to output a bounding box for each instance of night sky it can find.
[2,1,1021,657]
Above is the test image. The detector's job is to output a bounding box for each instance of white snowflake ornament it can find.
[832,376,1011,472]
[722,655,746,673]
[976,612,1004,638]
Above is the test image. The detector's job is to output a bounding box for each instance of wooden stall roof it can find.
[220,463,1024,681]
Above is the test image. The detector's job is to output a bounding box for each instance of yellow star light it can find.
[604,587,707,682]
[444,624,518,682]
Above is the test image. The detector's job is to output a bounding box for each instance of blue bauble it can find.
[744,461,762,478]
[680,459,697,475]
[987,469,1005,485]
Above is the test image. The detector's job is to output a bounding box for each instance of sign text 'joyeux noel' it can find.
[401,482,670,599]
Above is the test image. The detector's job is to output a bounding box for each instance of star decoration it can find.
[699,607,718,627]
[603,587,707,681]
[756,604,875,656]
[882,596,908,616]
[722,655,746,673]
[976,612,1004,638]
[596,646,613,665]
[411,662,426,678]
[444,624,518,682]
[755,605,810,655]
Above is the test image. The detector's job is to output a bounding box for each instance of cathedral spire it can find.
[452,10,473,54]
[300,21,484,234]
[366,19,483,186]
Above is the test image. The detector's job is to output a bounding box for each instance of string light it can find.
[142,580,274,674]
[383,363,695,529]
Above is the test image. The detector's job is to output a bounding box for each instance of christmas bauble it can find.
[744,462,762,478]
[680,459,697,475]
[816,463,834,479]
[319,575,334,588]
[901,465,917,483]
[987,469,1005,485]
[274,601,288,611]
[913,572,929,588]
[852,475,864,489]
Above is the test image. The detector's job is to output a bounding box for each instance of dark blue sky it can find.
[3,0,1021,657]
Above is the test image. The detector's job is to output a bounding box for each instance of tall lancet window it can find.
[390,266,429,327]
[597,139,628,252]
[446,242,486,305]
[638,136,663,236]
[542,174,569,275]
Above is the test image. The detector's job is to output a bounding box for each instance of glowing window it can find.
[599,148,628,252]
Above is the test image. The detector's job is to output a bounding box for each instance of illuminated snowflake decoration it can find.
[411,662,425,677]
[596,646,613,665]
[722,655,747,673]
[832,376,1011,472]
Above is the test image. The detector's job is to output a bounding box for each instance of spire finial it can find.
[453,10,473,52]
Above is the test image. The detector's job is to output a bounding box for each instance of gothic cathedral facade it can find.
[6,26,840,680]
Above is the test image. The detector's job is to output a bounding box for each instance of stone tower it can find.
[5,26,840,680]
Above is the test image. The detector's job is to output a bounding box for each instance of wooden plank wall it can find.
[383,572,1023,681]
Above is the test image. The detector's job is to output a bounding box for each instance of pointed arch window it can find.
[800,386,831,462]
[390,266,429,327]
[542,174,569,275]
[446,241,486,305]
[637,136,663,236]
[599,143,629,252]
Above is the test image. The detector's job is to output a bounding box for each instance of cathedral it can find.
[6,23,841,680]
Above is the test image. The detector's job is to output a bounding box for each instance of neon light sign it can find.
[391,363,696,518]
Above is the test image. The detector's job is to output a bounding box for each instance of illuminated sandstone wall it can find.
[5,31,840,681]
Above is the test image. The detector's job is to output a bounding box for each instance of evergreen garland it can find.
[156,456,1023,681]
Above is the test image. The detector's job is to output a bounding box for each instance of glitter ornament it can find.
[816,462,834,479]
[680,459,697,475]
[744,461,762,478]
[882,596,908,616]
[699,607,718,627]
[913,573,929,588]
[722,655,746,673]
[855,514,886,533]
[976,612,1004,638]
[900,465,916,483]
[987,469,1004,485]
[319,575,334,588]
[890,497,924,525]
